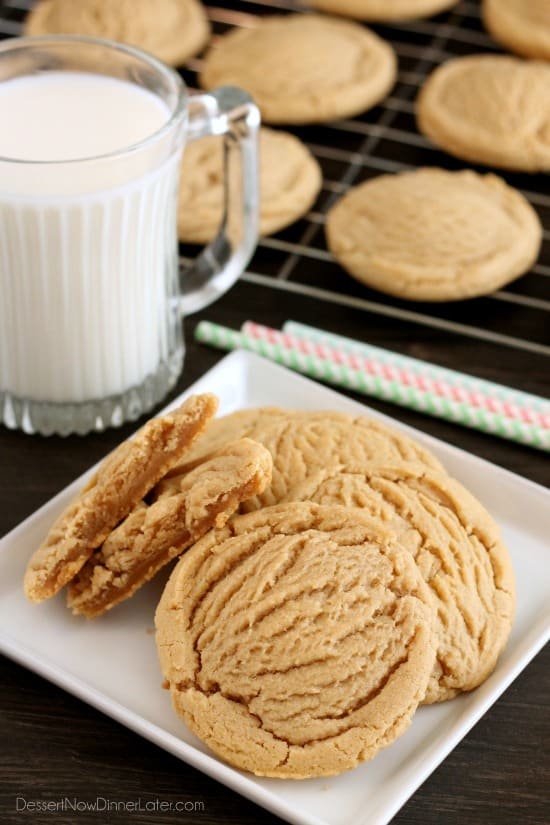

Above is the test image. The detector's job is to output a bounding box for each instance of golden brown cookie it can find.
[282,464,515,702]
[24,394,218,603]
[178,128,322,243]
[67,439,272,618]
[326,169,542,301]
[25,0,211,67]
[483,0,550,62]
[200,14,397,125]
[307,0,459,22]
[239,409,444,508]
[172,407,444,507]
[156,502,436,778]
[417,55,550,172]
[170,407,288,471]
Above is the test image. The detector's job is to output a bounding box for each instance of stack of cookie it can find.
[25,401,515,779]
[23,394,273,616]
[155,407,515,778]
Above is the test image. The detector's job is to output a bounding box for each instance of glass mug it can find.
[0,36,259,436]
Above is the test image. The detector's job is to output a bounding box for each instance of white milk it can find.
[0,71,183,404]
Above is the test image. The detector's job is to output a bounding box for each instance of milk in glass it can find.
[0,71,181,403]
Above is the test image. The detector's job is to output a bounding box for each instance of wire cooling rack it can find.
[2,0,550,361]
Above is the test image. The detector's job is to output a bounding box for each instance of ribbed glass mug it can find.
[0,35,259,436]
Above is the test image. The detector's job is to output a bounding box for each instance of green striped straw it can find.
[194,320,550,452]
[284,320,550,413]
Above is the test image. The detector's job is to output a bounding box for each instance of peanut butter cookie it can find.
[417,55,550,172]
[282,464,515,703]
[156,502,436,777]
[239,409,444,508]
[171,407,287,470]
[200,14,397,125]
[24,394,218,603]
[172,408,444,506]
[25,0,211,66]
[179,128,322,243]
[307,0,459,22]
[67,439,272,618]
[326,169,542,301]
[483,0,550,62]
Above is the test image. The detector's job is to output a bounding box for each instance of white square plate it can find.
[1,351,549,825]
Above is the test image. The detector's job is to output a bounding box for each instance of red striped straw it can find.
[242,321,550,431]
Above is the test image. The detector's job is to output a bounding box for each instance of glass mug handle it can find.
[179,87,260,315]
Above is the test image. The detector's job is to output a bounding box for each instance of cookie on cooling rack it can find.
[281,463,516,703]
[156,502,437,777]
[417,55,550,172]
[24,394,218,603]
[483,0,550,62]
[325,168,542,301]
[306,0,459,22]
[25,0,211,66]
[67,439,272,617]
[178,128,322,243]
[200,14,397,125]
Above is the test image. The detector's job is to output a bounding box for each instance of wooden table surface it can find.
[1,280,549,825]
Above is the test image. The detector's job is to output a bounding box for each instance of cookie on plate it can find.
[171,407,288,470]
[25,0,211,66]
[326,168,542,301]
[171,407,444,505]
[200,14,397,124]
[282,463,516,702]
[306,0,459,22]
[67,439,272,617]
[156,502,437,778]
[241,410,444,508]
[417,55,550,172]
[483,0,550,62]
[178,128,322,243]
[23,394,218,603]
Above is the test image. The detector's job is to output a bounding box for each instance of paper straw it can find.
[246,322,550,431]
[284,320,550,418]
[243,321,550,444]
[194,320,550,452]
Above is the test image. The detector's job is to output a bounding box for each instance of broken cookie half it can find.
[67,439,272,618]
[24,393,219,604]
